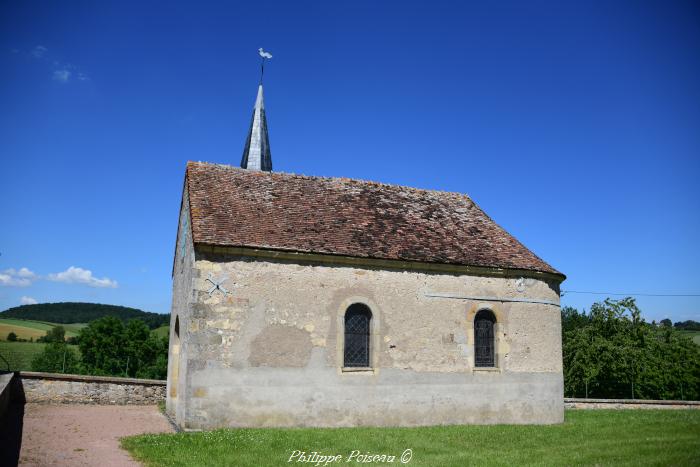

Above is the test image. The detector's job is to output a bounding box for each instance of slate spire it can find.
[240,75,273,172]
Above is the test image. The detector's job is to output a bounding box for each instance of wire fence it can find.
[0,342,47,372]
[0,342,146,379]
[0,342,80,373]
[565,377,697,400]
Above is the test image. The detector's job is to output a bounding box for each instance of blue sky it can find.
[1,1,699,322]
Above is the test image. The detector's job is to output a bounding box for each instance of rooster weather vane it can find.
[258,48,272,84]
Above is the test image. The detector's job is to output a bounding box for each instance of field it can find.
[0,317,166,342]
[0,318,85,340]
[152,325,170,339]
[0,318,167,372]
[0,341,84,371]
[0,341,47,371]
[122,410,700,466]
[680,330,700,345]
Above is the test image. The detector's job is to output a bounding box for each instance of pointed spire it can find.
[240,84,272,172]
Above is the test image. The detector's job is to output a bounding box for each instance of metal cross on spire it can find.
[258,48,272,84]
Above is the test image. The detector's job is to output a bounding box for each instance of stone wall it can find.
[167,188,195,419]
[169,248,564,429]
[19,372,165,405]
[565,398,700,410]
[0,373,12,419]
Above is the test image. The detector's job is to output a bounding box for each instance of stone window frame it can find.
[467,303,503,372]
[336,296,381,375]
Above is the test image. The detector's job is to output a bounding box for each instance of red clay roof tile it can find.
[185,162,563,277]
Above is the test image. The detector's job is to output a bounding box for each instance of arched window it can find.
[344,304,372,367]
[474,309,496,367]
[174,315,180,338]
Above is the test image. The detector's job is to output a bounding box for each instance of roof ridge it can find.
[185,160,474,201]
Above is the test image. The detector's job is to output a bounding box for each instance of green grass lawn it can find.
[0,341,47,371]
[122,410,700,466]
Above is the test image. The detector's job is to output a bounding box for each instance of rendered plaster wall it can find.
[175,252,563,429]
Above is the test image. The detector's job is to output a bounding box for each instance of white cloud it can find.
[0,268,38,287]
[32,45,47,58]
[48,266,118,288]
[16,267,37,278]
[53,69,71,83]
[24,45,89,84]
[20,296,38,305]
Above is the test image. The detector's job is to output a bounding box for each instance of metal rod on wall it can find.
[424,292,560,307]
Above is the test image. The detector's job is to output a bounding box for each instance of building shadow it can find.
[0,373,26,467]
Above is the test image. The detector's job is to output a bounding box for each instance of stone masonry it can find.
[17,372,165,405]
[167,248,564,429]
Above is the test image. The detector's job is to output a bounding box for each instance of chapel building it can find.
[166,82,565,429]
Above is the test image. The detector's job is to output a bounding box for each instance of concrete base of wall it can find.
[177,367,564,429]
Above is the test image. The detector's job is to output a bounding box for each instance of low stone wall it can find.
[565,398,700,410]
[19,372,166,405]
[0,373,13,419]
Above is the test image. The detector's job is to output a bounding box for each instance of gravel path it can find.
[18,404,174,466]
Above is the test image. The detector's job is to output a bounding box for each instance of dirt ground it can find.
[17,404,174,466]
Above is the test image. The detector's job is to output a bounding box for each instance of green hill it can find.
[152,325,170,339]
[1,302,169,330]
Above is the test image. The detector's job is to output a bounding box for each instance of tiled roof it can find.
[185,162,563,277]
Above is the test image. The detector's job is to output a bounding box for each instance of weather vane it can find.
[258,48,273,84]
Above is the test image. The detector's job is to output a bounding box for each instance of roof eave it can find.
[192,242,566,283]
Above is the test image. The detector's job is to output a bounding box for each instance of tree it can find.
[38,326,66,343]
[563,298,700,400]
[31,342,80,373]
[77,316,168,378]
[7,332,17,342]
[660,318,672,327]
[78,316,128,376]
[0,302,169,329]
[674,320,700,331]
[561,306,589,333]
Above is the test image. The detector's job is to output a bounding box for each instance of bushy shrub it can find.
[78,316,168,378]
[31,342,80,373]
